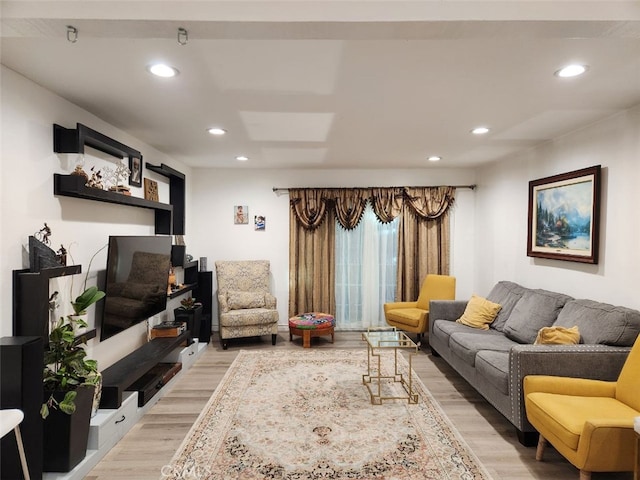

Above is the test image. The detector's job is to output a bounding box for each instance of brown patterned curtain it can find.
[370,187,403,223]
[396,187,455,301]
[334,189,368,230]
[288,189,335,316]
[288,186,456,317]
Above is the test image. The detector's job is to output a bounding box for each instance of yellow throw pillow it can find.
[534,325,581,345]
[456,295,502,330]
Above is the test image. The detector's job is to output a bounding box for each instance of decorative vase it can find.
[42,385,94,472]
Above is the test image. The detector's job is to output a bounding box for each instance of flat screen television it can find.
[100,235,171,341]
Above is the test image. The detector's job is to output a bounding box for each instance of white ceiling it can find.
[2,1,640,169]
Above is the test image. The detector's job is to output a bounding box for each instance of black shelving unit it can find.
[53,123,141,163]
[54,174,173,235]
[99,331,190,409]
[146,163,185,236]
[13,265,83,339]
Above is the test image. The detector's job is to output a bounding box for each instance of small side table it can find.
[288,312,335,348]
[362,327,419,404]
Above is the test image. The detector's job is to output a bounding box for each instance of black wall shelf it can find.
[54,174,173,235]
[146,163,185,235]
[54,123,141,160]
[13,265,82,338]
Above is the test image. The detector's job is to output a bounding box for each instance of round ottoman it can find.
[288,312,335,348]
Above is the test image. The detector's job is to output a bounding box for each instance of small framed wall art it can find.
[254,215,265,231]
[527,165,601,264]
[144,178,159,201]
[234,205,248,224]
[129,156,142,187]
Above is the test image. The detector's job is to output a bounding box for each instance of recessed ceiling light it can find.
[147,63,179,78]
[471,127,490,135]
[555,64,588,78]
[427,156,442,162]
[235,156,249,162]
[208,127,226,136]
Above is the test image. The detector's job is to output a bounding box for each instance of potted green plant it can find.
[174,296,203,340]
[41,286,104,472]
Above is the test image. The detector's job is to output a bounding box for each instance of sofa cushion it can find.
[456,295,502,330]
[475,350,510,395]
[503,289,573,344]
[449,330,517,367]
[486,281,527,332]
[227,291,266,310]
[553,299,640,346]
[431,319,477,342]
[534,325,581,345]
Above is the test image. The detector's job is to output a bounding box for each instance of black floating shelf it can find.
[53,123,141,160]
[53,174,173,234]
[168,283,197,299]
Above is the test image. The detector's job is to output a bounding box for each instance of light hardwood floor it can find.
[86,331,633,480]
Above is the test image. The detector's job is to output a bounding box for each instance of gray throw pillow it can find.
[554,299,640,346]
[486,281,527,332]
[503,289,573,344]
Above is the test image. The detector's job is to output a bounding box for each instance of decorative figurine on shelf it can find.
[87,167,104,189]
[104,161,132,195]
[35,222,52,245]
[70,164,89,181]
[56,244,68,266]
[168,266,177,294]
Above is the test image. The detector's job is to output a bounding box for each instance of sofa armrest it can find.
[384,301,418,312]
[524,375,616,398]
[428,300,468,332]
[264,293,277,309]
[509,344,631,431]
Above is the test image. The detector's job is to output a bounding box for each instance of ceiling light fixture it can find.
[147,63,179,78]
[207,127,226,136]
[428,156,442,162]
[555,64,588,78]
[236,156,249,162]
[471,127,490,135]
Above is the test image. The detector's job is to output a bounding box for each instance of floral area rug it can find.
[162,349,493,480]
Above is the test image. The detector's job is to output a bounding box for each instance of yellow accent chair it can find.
[524,334,640,480]
[383,274,456,342]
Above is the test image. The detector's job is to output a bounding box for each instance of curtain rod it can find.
[272,185,476,194]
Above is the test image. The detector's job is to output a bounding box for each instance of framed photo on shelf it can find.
[527,165,601,264]
[129,156,142,187]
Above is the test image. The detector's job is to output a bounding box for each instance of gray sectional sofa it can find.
[428,281,640,445]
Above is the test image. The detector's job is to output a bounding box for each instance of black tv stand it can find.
[99,331,189,409]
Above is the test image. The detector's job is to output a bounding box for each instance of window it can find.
[335,204,398,329]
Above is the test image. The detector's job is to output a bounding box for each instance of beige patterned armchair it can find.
[215,260,279,350]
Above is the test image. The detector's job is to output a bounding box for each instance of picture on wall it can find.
[129,156,142,187]
[255,215,265,231]
[527,165,601,264]
[234,205,248,224]
[144,178,159,201]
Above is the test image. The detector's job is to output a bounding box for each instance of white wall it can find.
[0,66,193,368]
[188,168,477,328]
[475,105,640,309]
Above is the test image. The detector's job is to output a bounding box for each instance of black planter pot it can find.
[43,385,95,472]
[174,305,203,341]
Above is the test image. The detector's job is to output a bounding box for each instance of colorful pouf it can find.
[288,312,335,348]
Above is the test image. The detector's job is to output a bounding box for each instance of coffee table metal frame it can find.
[362,327,419,404]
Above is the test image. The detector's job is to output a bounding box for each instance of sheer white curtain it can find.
[335,203,398,329]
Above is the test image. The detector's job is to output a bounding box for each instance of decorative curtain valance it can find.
[289,187,456,230]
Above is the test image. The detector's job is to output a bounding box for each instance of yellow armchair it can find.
[524,334,640,480]
[383,274,456,342]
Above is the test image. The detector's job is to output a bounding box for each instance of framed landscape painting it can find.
[527,165,601,264]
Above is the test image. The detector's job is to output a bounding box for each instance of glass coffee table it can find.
[362,327,419,404]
